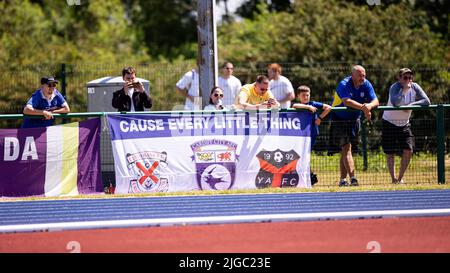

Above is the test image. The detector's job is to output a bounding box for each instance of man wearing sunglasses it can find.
[381,68,430,184]
[235,75,280,110]
[22,76,70,128]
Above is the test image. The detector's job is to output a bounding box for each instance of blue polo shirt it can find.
[306,101,324,148]
[292,99,323,147]
[22,89,67,128]
[331,76,377,120]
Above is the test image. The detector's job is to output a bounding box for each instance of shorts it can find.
[327,114,360,155]
[381,119,414,155]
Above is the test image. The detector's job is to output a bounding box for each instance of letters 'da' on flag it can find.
[0,118,102,197]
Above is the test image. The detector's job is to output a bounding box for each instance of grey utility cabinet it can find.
[86,76,150,112]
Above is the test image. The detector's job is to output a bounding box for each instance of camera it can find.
[127,81,140,88]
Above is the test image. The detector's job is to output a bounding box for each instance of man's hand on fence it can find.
[361,103,372,120]
[42,110,54,120]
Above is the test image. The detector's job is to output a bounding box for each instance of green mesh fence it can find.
[0,107,448,188]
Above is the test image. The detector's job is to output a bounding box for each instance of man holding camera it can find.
[112,66,152,112]
[22,76,70,128]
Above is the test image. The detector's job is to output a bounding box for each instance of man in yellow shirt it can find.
[235,75,280,110]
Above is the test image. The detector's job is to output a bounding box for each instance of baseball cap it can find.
[398,68,413,76]
[41,76,59,85]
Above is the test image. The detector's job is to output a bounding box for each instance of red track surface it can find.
[1,216,450,253]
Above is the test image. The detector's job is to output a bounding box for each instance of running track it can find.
[1,189,450,232]
[1,190,450,253]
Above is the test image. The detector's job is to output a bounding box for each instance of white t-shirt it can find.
[382,85,427,126]
[176,69,200,110]
[383,88,416,126]
[269,75,294,109]
[203,104,228,111]
[218,75,242,107]
[127,88,135,112]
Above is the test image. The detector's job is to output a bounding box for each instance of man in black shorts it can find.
[381,68,430,184]
[329,65,379,187]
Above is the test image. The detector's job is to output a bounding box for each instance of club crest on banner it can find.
[256,149,300,188]
[191,139,238,190]
[126,151,169,193]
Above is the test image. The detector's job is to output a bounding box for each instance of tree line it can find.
[0,0,448,114]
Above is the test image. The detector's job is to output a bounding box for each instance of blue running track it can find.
[1,190,450,233]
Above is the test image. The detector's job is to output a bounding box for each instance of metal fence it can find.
[311,105,448,186]
[1,62,448,115]
[0,106,448,188]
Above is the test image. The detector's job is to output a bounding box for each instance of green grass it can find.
[312,151,439,172]
[2,183,449,202]
[311,152,447,186]
[1,152,448,202]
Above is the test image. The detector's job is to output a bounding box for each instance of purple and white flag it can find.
[0,118,102,197]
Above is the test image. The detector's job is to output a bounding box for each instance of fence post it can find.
[61,63,67,124]
[361,119,368,171]
[436,104,445,184]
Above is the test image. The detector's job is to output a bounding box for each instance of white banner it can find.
[107,111,312,194]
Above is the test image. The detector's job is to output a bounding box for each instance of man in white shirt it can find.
[176,67,200,110]
[267,63,295,109]
[218,62,242,108]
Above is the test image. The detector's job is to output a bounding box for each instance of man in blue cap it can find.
[22,76,71,128]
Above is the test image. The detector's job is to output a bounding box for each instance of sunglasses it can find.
[259,88,268,92]
[48,83,57,87]
[402,75,413,80]
[213,93,224,98]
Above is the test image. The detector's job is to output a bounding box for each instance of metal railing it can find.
[1,105,448,186]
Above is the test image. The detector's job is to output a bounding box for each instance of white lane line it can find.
[1,208,450,233]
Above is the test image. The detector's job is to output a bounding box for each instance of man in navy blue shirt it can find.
[22,76,70,128]
[329,65,379,187]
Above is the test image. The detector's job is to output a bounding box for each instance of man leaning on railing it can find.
[381,68,430,184]
[328,65,379,187]
[234,75,280,110]
[22,76,71,128]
